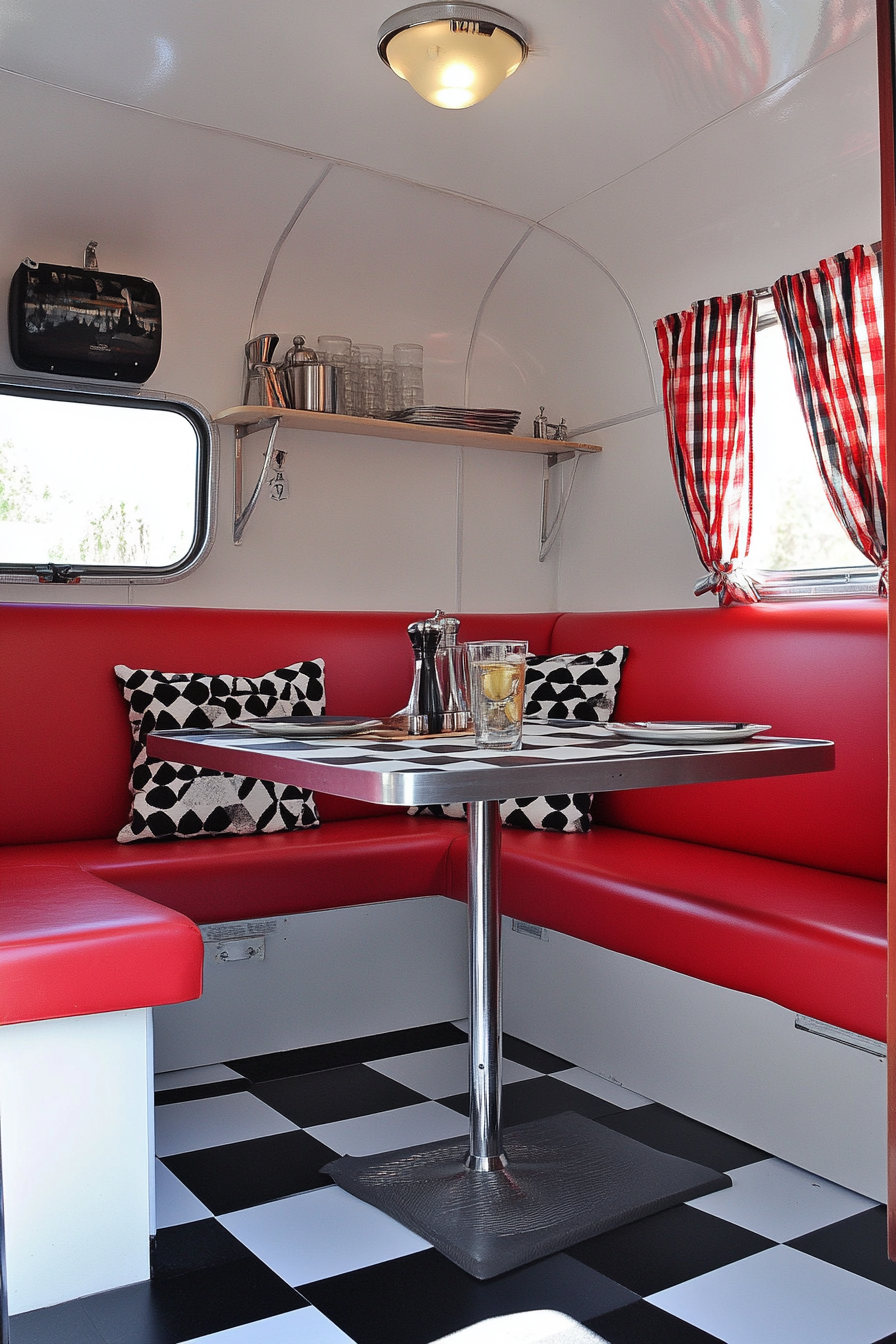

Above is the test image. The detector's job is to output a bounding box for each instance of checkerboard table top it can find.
[148,721,833,809]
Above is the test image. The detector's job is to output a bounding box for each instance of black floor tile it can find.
[150,1218,251,1278]
[789,1204,896,1290]
[600,1104,768,1173]
[589,1299,726,1343]
[154,1079,248,1107]
[77,1258,305,1344]
[566,1203,774,1295]
[251,1062,426,1126]
[300,1248,636,1344]
[10,1301,106,1344]
[440,1075,621,1125]
[230,1020,466,1081]
[163,1129,339,1215]
[503,1034,572,1074]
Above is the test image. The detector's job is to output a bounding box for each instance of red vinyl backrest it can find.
[550,602,886,881]
[0,605,557,845]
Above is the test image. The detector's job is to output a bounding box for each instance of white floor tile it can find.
[155,1064,244,1092]
[155,1158,212,1227]
[305,1101,468,1156]
[219,1186,429,1286]
[687,1157,878,1242]
[368,1043,539,1098]
[155,1091,298,1157]
[648,1245,896,1344]
[552,1067,651,1110]
[183,1305,356,1342]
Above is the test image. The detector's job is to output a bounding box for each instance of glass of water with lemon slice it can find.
[465,641,528,750]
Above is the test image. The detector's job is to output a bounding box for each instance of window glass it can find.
[748,311,868,572]
[0,387,212,577]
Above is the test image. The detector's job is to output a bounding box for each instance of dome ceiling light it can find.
[377,3,529,109]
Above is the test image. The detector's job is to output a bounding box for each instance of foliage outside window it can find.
[0,383,214,583]
[747,303,876,598]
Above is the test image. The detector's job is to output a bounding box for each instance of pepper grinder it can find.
[406,612,445,735]
[435,615,469,731]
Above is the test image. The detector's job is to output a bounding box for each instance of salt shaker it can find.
[435,615,469,731]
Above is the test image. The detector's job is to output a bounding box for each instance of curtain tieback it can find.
[878,559,888,597]
[694,560,760,605]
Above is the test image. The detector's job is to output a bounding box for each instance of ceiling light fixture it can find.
[377,3,529,109]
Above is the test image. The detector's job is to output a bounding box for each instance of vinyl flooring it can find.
[11,1020,896,1344]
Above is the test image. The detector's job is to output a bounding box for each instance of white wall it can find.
[0,21,881,615]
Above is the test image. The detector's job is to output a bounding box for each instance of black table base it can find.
[324,1110,731,1280]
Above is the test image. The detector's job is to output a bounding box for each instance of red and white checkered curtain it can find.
[655,293,759,605]
[772,244,887,593]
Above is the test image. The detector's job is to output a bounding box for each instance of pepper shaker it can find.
[406,612,445,734]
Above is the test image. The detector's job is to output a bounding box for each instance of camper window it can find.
[747,298,878,599]
[0,383,214,584]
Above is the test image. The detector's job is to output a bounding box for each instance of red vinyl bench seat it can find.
[0,600,885,1039]
[2,817,455,929]
[448,825,886,1042]
[0,862,203,1025]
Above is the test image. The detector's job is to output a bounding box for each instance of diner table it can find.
[148,718,834,1278]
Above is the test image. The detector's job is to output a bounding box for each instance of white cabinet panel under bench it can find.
[153,895,468,1072]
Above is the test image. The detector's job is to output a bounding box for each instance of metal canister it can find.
[298,361,340,413]
[279,336,319,409]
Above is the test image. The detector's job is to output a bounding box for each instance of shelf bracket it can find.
[233,416,281,545]
[539,450,581,562]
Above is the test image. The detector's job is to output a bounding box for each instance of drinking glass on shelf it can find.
[382,359,397,417]
[357,344,385,419]
[393,343,425,410]
[349,346,362,416]
[316,336,353,415]
[465,641,528,750]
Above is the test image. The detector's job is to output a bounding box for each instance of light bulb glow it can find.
[440,61,475,88]
[384,18,525,108]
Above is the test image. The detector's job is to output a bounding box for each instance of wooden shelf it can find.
[215,406,601,456]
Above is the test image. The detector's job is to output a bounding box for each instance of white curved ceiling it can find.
[0,0,876,220]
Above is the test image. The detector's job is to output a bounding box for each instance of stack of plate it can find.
[390,406,521,434]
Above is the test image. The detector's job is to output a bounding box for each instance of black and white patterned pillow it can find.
[411,797,593,832]
[409,647,627,834]
[524,648,628,721]
[115,661,325,844]
[509,647,628,830]
[499,794,596,832]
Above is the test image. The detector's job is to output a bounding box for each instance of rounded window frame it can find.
[0,376,217,585]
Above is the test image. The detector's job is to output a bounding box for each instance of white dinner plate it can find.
[610,721,771,745]
[241,716,382,738]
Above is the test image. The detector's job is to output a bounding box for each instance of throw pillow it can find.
[410,797,593,833]
[410,647,628,834]
[523,648,628,721]
[115,660,325,843]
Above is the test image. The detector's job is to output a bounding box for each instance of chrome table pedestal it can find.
[323,800,730,1279]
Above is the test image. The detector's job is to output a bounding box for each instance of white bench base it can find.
[0,1008,153,1315]
[502,918,886,1203]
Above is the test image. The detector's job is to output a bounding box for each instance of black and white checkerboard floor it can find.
[11,1020,896,1344]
